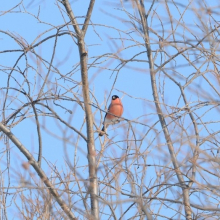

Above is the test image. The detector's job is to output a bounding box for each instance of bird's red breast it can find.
[106,98,123,120]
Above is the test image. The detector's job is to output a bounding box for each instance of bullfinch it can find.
[99,95,123,136]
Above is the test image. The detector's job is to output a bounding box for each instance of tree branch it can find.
[135,0,192,219]
[62,0,99,218]
[82,0,95,36]
[0,122,76,220]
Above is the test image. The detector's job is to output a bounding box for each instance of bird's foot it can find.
[113,119,120,124]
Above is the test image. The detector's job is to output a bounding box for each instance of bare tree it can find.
[1,0,220,219]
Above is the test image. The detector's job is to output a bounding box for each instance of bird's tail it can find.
[99,125,108,136]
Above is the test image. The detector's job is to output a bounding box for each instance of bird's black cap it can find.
[112,95,119,100]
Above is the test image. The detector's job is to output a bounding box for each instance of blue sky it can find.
[1,0,220,219]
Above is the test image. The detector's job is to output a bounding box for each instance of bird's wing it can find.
[103,103,111,122]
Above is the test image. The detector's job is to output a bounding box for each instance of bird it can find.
[99,95,123,136]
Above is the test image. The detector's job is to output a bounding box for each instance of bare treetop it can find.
[0,0,220,219]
